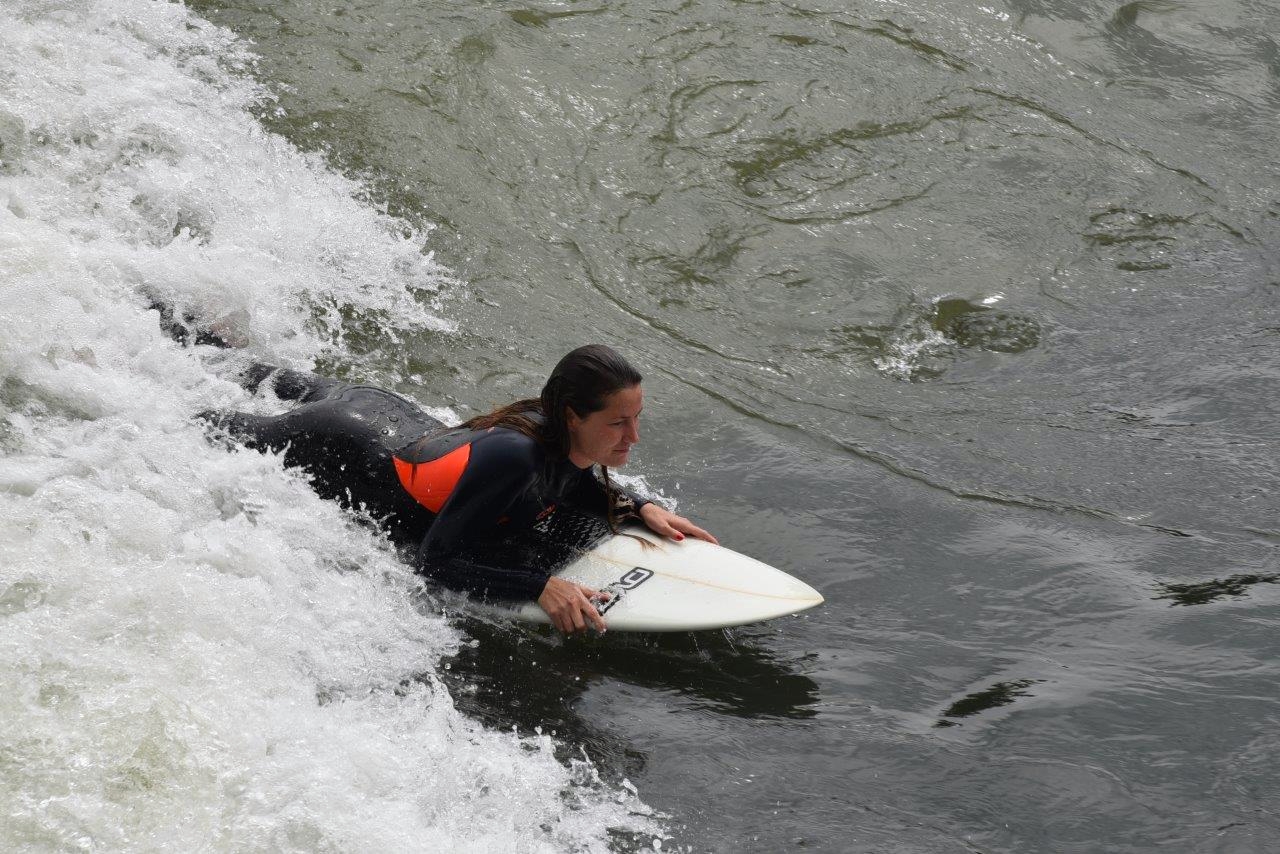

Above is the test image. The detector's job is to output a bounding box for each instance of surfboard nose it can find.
[788,578,825,612]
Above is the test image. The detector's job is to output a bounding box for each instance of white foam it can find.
[873,325,951,381]
[0,1,659,849]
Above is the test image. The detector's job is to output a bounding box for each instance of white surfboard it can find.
[506,527,824,632]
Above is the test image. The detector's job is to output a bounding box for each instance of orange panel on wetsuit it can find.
[393,443,472,513]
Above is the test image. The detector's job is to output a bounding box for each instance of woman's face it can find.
[566,384,642,469]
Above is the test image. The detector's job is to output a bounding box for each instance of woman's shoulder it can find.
[469,424,543,466]
[396,422,540,468]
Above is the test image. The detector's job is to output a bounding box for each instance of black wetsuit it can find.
[205,364,649,601]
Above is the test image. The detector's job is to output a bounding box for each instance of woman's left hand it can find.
[639,503,719,545]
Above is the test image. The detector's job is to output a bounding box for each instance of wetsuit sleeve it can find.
[413,434,552,601]
[612,482,653,519]
[565,468,652,520]
[425,540,551,602]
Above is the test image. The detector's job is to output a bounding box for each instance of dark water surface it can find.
[188,0,1279,850]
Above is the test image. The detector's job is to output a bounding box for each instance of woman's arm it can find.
[566,468,718,544]
[422,541,610,633]
[564,468,655,521]
[637,502,718,544]
[414,434,611,631]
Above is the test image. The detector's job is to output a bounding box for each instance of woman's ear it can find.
[564,405,581,430]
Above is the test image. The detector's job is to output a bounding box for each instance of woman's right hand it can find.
[537,576,610,634]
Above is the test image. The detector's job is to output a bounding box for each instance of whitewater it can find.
[0,2,659,850]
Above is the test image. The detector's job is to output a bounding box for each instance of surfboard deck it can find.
[494,515,824,632]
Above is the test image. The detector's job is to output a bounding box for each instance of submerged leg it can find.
[149,295,345,404]
[149,297,239,349]
[235,363,344,404]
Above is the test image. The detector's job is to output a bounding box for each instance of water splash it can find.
[873,294,1042,381]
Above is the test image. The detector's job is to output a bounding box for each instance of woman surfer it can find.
[177,321,717,634]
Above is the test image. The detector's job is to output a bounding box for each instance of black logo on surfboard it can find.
[595,566,653,615]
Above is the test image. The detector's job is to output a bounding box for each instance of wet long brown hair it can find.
[462,344,643,530]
